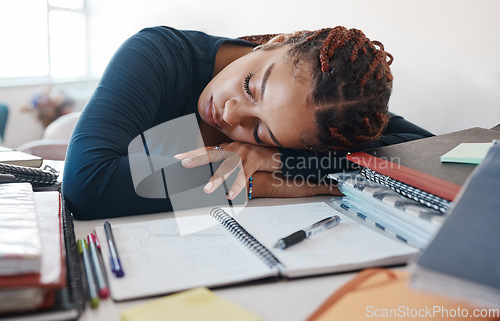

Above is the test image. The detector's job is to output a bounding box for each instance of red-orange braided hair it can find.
[240,27,393,150]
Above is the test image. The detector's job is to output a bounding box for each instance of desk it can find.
[73,196,385,321]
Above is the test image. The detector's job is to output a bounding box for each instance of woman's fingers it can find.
[174,146,226,168]
[175,143,283,199]
[203,154,242,194]
[226,168,248,200]
[173,146,208,160]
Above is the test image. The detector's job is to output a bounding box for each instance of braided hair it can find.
[240,27,393,150]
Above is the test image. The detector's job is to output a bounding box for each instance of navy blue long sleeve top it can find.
[63,26,433,220]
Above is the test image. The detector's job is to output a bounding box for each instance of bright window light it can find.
[0,1,49,78]
[48,0,84,9]
[0,0,88,81]
[49,10,87,78]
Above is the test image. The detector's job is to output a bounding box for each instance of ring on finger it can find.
[214,145,224,159]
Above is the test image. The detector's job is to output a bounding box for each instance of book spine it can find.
[210,207,281,269]
[360,168,451,214]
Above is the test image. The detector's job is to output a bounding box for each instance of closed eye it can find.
[244,72,254,100]
[253,122,263,144]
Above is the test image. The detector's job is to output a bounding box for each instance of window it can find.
[0,0,89,81]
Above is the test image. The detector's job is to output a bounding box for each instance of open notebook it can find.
[95,202,418,301]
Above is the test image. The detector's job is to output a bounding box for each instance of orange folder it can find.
[307,268,498,321]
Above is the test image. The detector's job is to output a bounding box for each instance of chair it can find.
[42,112,81,140]
[17,112,81,160]
[0,103,8,143]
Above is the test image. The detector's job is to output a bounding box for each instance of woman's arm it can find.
[63,28,185,220]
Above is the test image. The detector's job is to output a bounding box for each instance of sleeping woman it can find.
[63,26,433,220]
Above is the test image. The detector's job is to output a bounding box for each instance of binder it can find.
[411,141,500,309]
[329,171,445,250]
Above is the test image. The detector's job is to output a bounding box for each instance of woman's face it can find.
[198,45,318,149]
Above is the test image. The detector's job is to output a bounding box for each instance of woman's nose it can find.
[222,99,252,127]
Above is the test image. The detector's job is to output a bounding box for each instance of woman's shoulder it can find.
[132,26,222,48]
[132,26,254,56]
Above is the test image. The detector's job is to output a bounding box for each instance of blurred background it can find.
[1,0,499,148]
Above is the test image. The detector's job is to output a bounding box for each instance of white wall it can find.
[2,0,499,148]
[87,0,500,134]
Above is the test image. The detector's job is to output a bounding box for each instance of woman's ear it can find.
[267,33,290,45]
[256,31,309,51]
[253,33,294,52]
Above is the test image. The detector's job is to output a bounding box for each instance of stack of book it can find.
[329,171,445,250]
[329,127,500,250]
[0,146,43,168]
[0,183,81,320]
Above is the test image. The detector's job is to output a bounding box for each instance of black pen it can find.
[104,221,125,277]
[273,215,341,249]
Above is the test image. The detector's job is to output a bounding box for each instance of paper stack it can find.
[0,185,67,316]
[329,171,446,250]
[0,183,42,276]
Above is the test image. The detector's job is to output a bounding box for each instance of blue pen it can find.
[103,221,124,277]
[87,233,110,298]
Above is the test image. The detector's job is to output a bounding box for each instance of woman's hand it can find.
[174,142,281,199]
[174,142,343,200]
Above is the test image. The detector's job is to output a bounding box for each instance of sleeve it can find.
[63,28,182,220]
[278,113,434,183]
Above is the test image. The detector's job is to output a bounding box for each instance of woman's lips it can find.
[206,96,221,129]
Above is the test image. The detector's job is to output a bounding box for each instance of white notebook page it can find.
[233,202,418,278]
[95,201,417,300]
[95,216,278,301]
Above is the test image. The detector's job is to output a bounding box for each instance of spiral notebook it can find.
[0,163,59,185]
[94,202,417,301]
[347,127,500,213]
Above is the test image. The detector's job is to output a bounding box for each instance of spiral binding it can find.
[0,163,59,185]
[210,207,281,269]
[360,167,451,213]
[60,196,86,317]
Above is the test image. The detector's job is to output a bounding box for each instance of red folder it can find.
[347,127,500,202]
[347,151,461,201]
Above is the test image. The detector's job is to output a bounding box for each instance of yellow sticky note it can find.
[121,287,260,321]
